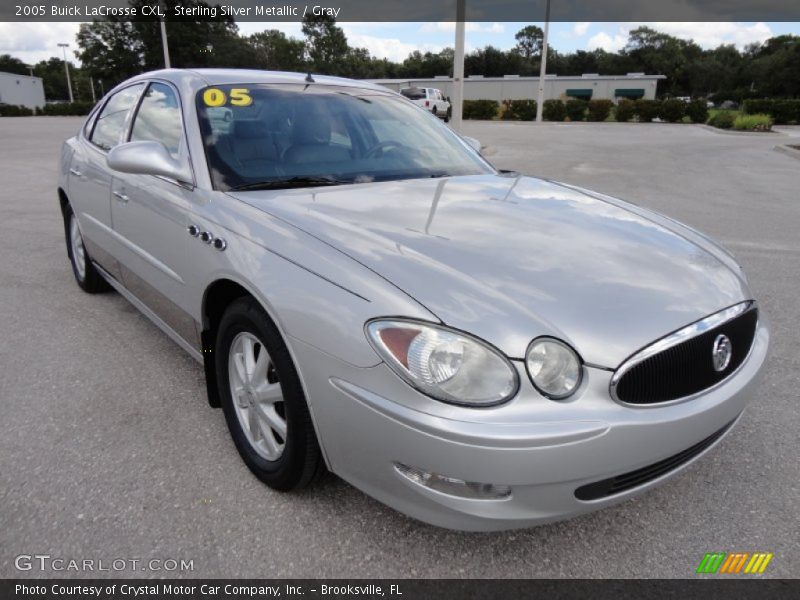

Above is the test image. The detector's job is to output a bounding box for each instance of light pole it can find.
[450,0,466,133]
[57,43,74,103]
[535,0,551,123]
[159,0,171,68]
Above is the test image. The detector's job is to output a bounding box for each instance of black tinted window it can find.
[130,82,183,157]
[400,88,425,100]
[90,84,144,151]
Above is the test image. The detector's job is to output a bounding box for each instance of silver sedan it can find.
[58,69,768,531]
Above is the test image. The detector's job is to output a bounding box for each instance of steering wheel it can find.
[365,140,411,158]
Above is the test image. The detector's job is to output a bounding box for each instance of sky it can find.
[1,21,798,67]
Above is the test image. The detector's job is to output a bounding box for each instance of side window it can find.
[89,84,144,151]
[130,82,184,157]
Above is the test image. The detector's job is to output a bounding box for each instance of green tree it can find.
[302,14,349,74]
[76,20,144,86]
[76,0,254,87]
[744,35,800,97]
[0,54,31,75]
[515,25,544,59]
[249,30,306,71]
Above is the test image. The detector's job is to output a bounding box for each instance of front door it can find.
[109,81,200,349]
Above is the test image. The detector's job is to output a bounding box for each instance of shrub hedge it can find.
[542,99,566,121]
[462,99,499,120]
[742,99,800,124]
[40,102,94,116]
[587,99,613,122]
[0,103,34,116]
[660,99,686,123]
[635,99,662,122]
[707,111,736,129]
[0,102,94,117]
[685,100,709,124]
[733,113,773,131]
[502,99,537,121]
[565,99,587,121]
[614,99,636,122]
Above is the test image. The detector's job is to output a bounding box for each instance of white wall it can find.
[369,76,662,103]
[0,72,46,109]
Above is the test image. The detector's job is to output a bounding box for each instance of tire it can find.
[215,297,323,491]
[64,205,109,293]
[431,107,438,117]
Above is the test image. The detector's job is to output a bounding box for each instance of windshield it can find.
[196,84,493,191]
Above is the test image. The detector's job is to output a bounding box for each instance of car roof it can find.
[124,68,391,94]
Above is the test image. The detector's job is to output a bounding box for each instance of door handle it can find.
[113,190,129,203]
[69,168,82,177]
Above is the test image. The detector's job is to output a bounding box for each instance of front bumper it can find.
[290,321,769,531]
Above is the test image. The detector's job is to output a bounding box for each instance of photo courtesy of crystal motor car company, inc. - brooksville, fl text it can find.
[0,0,798,597]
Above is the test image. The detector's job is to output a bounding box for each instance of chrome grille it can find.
[611,302,758,405]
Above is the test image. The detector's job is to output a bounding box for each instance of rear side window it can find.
[400,88,425,100]
[130,82,184,158]
[89,83,144,151]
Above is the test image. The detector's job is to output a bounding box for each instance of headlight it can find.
[366,319,519,406]
[525,337,583,399]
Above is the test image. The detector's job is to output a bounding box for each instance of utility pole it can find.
[160,1,171,69]
[89,77,97,103]
[57,43,74,103]
[535,0,551,123]
[451,0,466,133]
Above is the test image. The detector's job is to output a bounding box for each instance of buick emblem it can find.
[712,334,733,372]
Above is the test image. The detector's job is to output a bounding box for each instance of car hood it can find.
[230,174,750,367]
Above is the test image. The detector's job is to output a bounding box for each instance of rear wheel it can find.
[65,205,108,293]
[216,297,323,491]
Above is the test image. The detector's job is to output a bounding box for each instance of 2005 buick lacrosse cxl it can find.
[58,69,768,530]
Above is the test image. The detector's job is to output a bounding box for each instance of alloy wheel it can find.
[228,332,287,461]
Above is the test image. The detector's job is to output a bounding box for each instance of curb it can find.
[696,124,785,137]
[773,144,800,160]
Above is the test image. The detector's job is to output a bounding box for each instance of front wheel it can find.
[215,297,323,491]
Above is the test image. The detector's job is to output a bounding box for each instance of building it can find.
[0,72,46,109]
[366,73,665,103]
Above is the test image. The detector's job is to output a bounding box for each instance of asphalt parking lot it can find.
[1,117,798,579]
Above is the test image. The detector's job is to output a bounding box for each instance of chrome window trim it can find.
[609,300,757,408]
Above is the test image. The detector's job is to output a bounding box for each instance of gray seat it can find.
[216,121,280,176]
[283,114,351,165]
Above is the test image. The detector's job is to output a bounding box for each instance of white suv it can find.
[401,87,451,122]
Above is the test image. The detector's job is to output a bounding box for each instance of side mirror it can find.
[462,136,482,154]
[107,141,192,183]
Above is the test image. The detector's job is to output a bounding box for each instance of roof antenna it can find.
[305,72,315,83]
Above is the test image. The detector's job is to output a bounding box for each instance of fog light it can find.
[394,463,511,500]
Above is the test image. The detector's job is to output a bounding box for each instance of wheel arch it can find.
[58,188,71,258]
[199,276,331,470]
[201,278,253,408]
[200,277,293,408]
[58,187,69,213]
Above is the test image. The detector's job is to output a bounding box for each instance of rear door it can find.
[67,83,145,279]
[434,90,448,114]
[109,81,200,349]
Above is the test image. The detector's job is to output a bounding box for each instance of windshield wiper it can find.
[230,176,350,191]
